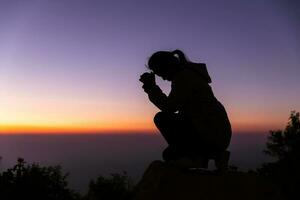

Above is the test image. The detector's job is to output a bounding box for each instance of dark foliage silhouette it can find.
[84,172,134,200]
[257,111,300,199]
[140,49,231,170]
[0,158,80,200]
[0,159,135,200]
[264,111,300,159]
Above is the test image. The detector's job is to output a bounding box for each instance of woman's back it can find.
[172,63,231,150]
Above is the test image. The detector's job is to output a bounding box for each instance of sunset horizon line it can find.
[0,124,156,135]
[0,123,279,135]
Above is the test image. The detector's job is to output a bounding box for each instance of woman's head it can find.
[147,50,189,80]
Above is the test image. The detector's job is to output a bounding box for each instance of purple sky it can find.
[0,0,299,133]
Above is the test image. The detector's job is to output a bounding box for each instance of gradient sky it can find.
[0,0,299,133]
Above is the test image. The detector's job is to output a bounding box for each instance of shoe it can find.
[214,150,230,172]
[167,156,209,169]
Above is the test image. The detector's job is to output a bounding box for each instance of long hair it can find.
[147,49,190,72]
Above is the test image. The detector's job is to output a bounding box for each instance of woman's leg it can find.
[154,112,201,161]
[153,112,183,146]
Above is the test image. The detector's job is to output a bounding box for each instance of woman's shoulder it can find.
[172,68,202,87]
[175,66,204,80]
[173,68,194,81]
[184,62,212,84]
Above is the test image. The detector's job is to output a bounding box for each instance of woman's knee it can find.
[154,112,172,126]
[154,112,163,126]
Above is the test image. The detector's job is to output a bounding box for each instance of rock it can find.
[134,160,283,200]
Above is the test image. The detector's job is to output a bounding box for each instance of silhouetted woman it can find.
[140,50,232,168]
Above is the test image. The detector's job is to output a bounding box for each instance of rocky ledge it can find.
[134,160,283,200]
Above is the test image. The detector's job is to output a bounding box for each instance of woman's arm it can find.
[145,85,171,111]
[144,72,188,112]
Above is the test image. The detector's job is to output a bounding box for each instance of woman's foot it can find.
[167,157,209,169]
[214,150,230,172]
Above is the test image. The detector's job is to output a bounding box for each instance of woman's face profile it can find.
[153,67,172,81]
[149,54,179,81]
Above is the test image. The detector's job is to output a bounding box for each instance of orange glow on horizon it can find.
[0,119,285,135]
[0,124,156,134]
[0,121,156,134]
[0,103,288,135]
[1,77,292,135]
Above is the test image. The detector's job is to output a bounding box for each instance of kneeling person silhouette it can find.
[140,50,232,171]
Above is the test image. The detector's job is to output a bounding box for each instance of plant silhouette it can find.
[0,159,134,200]
[258,111,300,199]
[83,172,134,200]
[0,158,80,200]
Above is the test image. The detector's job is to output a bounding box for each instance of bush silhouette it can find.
[1,158,136,200]
[0,158,80,200]
[258,111,300,199]
[264,111,300,159]
[84,171,134,200]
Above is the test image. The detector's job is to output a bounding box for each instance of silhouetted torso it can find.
[146,63,231,151]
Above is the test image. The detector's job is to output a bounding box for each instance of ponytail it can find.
[172,49,189,65]
[148,49,191,72]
